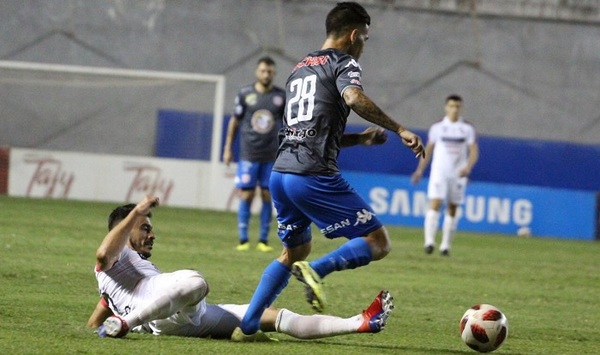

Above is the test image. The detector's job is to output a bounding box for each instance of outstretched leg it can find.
[273,290,394,339]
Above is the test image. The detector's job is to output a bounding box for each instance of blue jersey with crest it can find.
[273,49,364,175]
[232,84,285,162]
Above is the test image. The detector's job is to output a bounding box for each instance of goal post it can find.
[0,60,226,168]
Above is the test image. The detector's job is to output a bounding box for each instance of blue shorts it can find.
[235,161,274,190]
[269,172,383,248]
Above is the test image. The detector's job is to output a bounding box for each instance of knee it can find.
[179,272,209,304]
[240,189,255,202]
[261,189,271,202]
[430,199,443,211]
[447,204,458,216]
[366,228,391,260]
[277,243,311,267]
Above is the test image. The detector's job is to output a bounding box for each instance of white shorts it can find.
[134,269,207,335]
[427,175,468,205]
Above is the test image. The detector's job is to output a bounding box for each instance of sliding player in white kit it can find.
[89,196,394,340]
[411,95,479,256]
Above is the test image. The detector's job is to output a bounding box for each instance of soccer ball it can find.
[459,304,509,353]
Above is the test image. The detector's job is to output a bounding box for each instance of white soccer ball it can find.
[459,304,509,353]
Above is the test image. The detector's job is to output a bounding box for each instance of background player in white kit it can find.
[89,196,394,340]
[411,95,479,256]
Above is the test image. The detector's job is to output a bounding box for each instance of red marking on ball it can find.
[471,323,490,343]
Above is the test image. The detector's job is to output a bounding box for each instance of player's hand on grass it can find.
[398,129,425,158]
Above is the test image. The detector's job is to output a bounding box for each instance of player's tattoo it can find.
[344,88,405,133]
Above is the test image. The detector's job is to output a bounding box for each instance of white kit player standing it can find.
[411,95,479,256]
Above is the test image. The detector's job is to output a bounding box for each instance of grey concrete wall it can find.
[0,0,598,156]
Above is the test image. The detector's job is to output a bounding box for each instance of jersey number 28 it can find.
[287,75,316,126]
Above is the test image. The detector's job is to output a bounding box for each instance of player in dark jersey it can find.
[223,56,285,252]
[233,2,425,341]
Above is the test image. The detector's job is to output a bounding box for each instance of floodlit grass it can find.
[0,196,598,354]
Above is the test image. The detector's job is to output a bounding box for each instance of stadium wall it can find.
[1,1,600,152]
[339,124,600,192]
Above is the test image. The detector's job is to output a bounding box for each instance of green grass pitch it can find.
[0,196,598,354]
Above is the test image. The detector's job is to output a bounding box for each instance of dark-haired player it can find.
[233,2,424,341]
[223,56,285,252]
[90,196,394,340]
[411,95,479,256]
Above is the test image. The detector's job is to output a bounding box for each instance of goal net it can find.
[0,61,225,163]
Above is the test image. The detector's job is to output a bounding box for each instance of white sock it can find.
[275,309,362,339]
[424,209,440,247]
[440,214,457,251]
[123,274,209,328]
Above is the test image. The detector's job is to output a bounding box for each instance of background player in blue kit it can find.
[223,56,285,252]
[232,2,425,341]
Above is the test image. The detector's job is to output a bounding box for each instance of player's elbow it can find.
[342,87,363,109]
[95,249,112,272]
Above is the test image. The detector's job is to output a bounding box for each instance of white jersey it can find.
[95,247,160,316]
[428,116,476,178]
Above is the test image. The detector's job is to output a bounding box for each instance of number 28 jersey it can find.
[273,49,364,175]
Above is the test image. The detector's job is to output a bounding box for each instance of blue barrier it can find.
[339,124,600,192]
[157,114,599,192]
[155,110,214,160]
[343,171,598,240]
[154,112,599,240]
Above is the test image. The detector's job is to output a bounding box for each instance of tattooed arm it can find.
[343,87,406,134]
[343,87,425,158]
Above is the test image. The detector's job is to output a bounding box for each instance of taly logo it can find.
[125,164,173,203]
[354,209,374,226]
[25,156,74,198]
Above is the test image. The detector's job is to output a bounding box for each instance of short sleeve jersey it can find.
[95,247,160,316]
[232,84,285,162]
[272,49,364,175]
[428,116,477,177]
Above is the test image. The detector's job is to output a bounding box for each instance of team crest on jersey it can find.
[344,59,362,70]
[251,109,275,133]
[245,93,258,106]
[272,95,284,107]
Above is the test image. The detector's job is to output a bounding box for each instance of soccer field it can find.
[1,196,598,354]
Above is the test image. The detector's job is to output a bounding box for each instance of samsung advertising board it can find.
[343,171,598,240]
